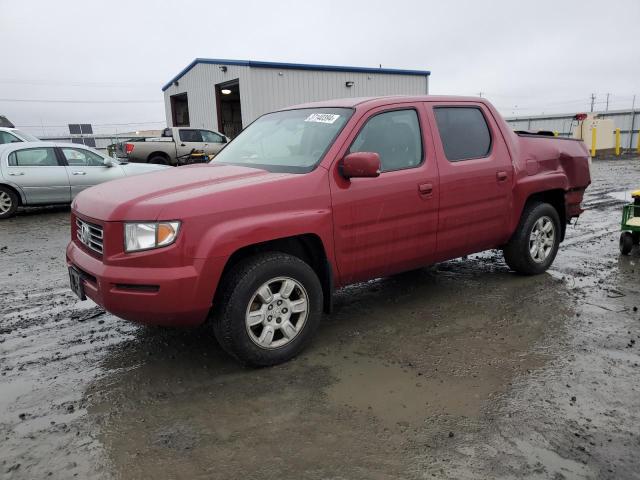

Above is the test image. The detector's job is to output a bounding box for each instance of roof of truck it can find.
[283,95,485,110]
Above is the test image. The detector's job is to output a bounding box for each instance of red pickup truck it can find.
[66,96,591,366]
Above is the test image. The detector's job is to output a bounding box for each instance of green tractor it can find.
[620,190,640,255]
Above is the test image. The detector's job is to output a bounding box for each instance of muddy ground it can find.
[1,158,639,480]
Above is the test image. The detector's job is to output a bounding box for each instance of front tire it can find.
[148,155,170,166]
[503,202,561,275]
[0,186,19,219]
[212,253,323,367]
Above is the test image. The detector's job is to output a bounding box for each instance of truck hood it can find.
[73,164,289,221]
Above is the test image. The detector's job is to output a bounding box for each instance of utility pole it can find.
[629,94,636,150]
[590,93,596,112]
[477,92,483,98]
[605,93,610,112]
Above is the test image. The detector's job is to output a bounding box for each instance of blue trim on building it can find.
[162,58,431,91]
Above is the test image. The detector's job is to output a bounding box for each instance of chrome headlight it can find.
[124,221,181,252]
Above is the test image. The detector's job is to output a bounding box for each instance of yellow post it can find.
[615,128,621,156]
[554,131,559,137]
[591,127,597,157]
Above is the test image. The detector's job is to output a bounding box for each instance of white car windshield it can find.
[212,108,353,173]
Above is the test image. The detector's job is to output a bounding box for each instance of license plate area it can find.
[69,266,87,301]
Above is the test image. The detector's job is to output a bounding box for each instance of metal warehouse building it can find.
[162,58,431,138]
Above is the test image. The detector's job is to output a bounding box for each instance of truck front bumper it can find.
[66,241,223,327]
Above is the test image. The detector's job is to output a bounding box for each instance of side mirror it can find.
[103,158,115,167]
[340,152,381,179]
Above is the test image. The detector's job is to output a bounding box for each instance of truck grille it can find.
[76,218,103,255]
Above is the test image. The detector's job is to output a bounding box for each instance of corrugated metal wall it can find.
[247,68,428,123]
[506,110,640,149]
[163,63,252,131]
[163,63,429,131]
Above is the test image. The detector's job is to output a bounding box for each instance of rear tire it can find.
[212,252,323,367]
[503,202,561,275]
[620,232,634,255]
[0,186,19,219]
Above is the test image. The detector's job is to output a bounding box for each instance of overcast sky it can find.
[1,0,639,136]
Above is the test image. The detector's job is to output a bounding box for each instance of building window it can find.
[170,93,190,127]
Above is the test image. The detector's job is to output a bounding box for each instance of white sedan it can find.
[0,142,169,219]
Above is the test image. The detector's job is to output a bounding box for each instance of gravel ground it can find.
[1,158,639,480]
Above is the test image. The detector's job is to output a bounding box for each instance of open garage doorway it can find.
[215,80,242,138]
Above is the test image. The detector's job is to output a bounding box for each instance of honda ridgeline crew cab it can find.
[67,96,591,366]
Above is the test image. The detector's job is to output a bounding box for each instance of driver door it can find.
[330,104,439,284]
[200,129,227,156]
[59,147,124,198]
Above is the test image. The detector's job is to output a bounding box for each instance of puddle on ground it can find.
[325,356,495,426]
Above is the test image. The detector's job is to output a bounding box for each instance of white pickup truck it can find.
[124,127,229,166]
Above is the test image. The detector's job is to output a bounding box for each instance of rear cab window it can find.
[433,107,492,161]
[179,129,203,142]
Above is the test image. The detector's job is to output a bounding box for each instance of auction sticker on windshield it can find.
[304,113,341,124]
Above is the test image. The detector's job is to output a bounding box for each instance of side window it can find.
[62,148,105,167]
[179,129,203,142]
[8,148,58,166]
[0,131,21,145]
[200,130,225,143]
[433,107,491,161]
[349,109,423,172]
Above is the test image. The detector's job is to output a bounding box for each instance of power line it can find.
[0,98,162,104]
[0,79,158,88]
[16,121,166,128]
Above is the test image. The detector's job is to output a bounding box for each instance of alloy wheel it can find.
[245,276,309,349]
[529,216,555,263]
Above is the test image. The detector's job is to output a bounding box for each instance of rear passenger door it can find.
[5,147,70,204]
[426,102,513,260]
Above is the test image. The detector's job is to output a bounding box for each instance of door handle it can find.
[418,183,433,195]
[496,171,508,182]
[72,171,87,176]
[9,172,25,176]
[180,143,186,147]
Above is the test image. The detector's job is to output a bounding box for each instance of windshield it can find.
[212,108,353,173]
[14,130,39,142]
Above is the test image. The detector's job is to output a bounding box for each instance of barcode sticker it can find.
[304,113,340,124]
